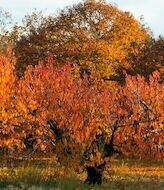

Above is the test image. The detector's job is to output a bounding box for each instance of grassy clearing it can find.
[0,158,163,190]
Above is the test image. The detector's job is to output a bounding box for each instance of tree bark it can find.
[85,164,105,185]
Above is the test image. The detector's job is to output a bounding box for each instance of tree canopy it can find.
[14,0,149,80]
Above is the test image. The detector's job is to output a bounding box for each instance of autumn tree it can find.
[15,59,124,184]
[0,52,163,184]
[114,71,163,159]
[126,36,164,81]
[0,50,26,153]
[14,0,149,80]
[14,57,163,184]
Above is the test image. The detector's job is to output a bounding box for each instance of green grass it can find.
[0,158,163,190]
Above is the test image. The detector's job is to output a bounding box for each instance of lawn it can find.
[0,158,163,190]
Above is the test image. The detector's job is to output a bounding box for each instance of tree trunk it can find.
[85,164,105,185]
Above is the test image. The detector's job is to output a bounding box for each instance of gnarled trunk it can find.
[85,164,105,185]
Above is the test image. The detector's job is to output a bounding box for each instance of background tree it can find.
[13,0,149,80]
[126,36,164,81]
[0,8,19,56]
[0,9,12,53]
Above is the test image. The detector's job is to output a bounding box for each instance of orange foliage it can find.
[0,50,25,149]
[0,52,163,166]
[14,0,149,80]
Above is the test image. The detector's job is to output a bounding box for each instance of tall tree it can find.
[14,0,149,79]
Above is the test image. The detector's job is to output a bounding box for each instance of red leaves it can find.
[0,51,163,161]
[117,108,122,116]
[117,72,164,159]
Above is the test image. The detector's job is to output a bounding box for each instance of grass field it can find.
[0,158,163,190]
